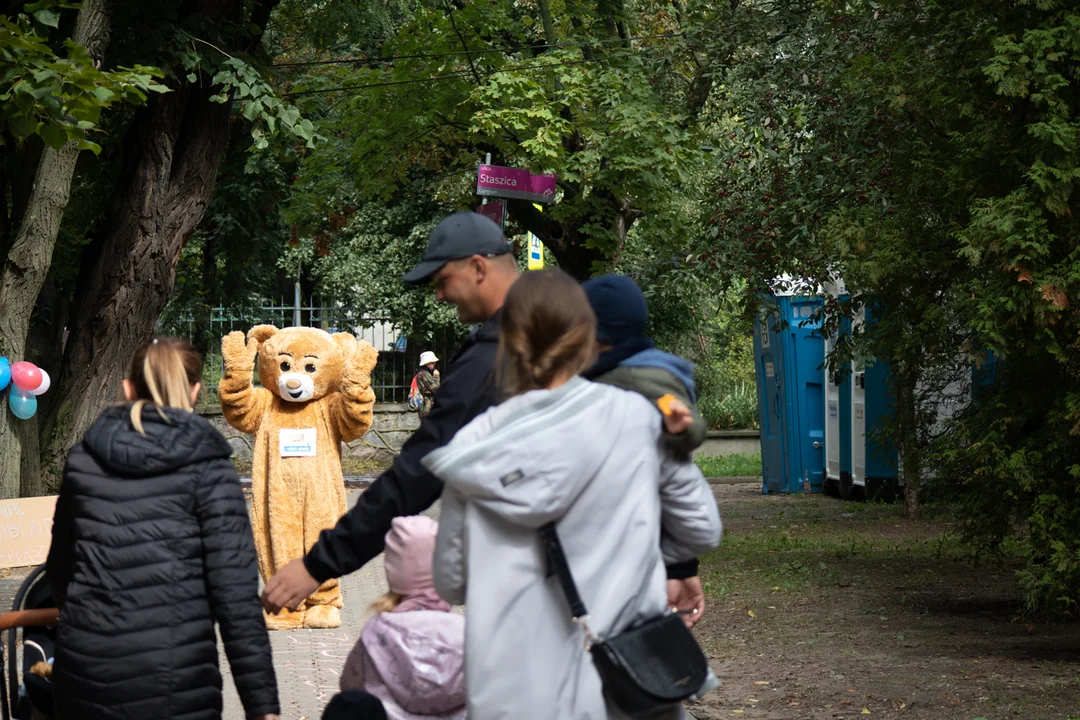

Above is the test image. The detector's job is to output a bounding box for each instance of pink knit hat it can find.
[383,515,447,612]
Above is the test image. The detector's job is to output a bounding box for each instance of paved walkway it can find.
[222,491,442,720]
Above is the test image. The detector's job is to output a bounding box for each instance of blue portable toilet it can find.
[849,305,899,501]
[823,280,852,498]
[753,287,826,494]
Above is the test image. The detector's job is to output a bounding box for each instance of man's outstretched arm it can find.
[262,344,495,613]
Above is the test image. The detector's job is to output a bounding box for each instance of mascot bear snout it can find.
[279,372,315,402]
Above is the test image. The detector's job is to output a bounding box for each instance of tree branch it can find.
[245,0,280,51]
[444,1,483,86]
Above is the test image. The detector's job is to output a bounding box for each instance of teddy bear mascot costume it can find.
[220,325,378,629]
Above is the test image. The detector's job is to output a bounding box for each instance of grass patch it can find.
[695,452,761,477]
[699,509,975,597]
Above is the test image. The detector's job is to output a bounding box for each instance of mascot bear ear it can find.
[331,332,357,356]
[248,325,279,347]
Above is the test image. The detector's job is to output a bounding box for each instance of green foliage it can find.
[696,0,1080,618]
[272,0,709,278]
[283,178,463,339]
[205,56,319,151]
[157,142,295,349]
[702,381,757,432]
[0,9,167,153]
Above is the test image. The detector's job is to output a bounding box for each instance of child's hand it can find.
[657,394,693,434]
[667,577,705,628]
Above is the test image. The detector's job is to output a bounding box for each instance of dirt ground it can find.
[687,484,1080,720]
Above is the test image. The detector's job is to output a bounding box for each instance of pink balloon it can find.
[11,362,42,392]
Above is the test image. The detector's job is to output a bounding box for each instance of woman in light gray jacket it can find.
[422,269,722,719]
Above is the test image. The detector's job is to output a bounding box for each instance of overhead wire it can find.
[283,43,679,97]
[271,31,687,69]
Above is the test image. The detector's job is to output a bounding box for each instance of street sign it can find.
[475,200,505,228]
[476,165,556,203]
[527,234,544,270]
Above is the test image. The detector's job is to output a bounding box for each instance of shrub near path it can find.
[689,484,1080,720]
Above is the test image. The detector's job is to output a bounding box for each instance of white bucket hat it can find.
[419,351,439,366]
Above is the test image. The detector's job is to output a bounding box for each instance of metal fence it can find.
[160,303,460,404]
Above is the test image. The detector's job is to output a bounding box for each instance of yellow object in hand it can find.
[657,394,676,416]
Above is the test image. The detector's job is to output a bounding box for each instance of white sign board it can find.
[0,496,57,568]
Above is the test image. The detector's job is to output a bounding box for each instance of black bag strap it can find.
[539,522,589,619]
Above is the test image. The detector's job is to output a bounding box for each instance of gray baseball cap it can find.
[402,211,513,284]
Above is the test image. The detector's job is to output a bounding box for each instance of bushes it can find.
[700,381,757,431]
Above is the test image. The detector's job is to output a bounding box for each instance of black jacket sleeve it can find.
[196,458,280,719]
[46,460,77,608]
[304,337,499,583]
[665,557,700,580]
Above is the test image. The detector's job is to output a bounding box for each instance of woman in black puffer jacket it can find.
[46,337,279,720]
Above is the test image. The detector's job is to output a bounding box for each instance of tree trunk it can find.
[894,368,921,519]
[536,0,556,48]
[19,281,69,496]
[506,200,605,280]
[192,232,218,354]
[0,0,110,499]
[610,194,643,270]
[0,163,8,260]
[2,134,46,263]
[39,80,232,487]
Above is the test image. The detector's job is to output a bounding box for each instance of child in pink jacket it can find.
[339,515,466,720]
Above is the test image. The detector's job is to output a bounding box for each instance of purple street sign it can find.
[476,164,557,203]
[475,200,504,227]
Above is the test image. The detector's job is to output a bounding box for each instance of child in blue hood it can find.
[582,274,707,453]
[582,273,709,627]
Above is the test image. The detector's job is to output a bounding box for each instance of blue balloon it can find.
[0,358,9,392]
[8,387,36,420]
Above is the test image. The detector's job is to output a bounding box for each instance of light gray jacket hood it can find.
[422,377,721,719]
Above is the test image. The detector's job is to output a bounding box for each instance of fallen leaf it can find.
[732,711,744,715]
[768,606,777,609]
[862,708,871,714]
[754,681,770,686]
[748,610,756,618]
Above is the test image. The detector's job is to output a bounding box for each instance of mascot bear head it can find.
[247,325,358,403]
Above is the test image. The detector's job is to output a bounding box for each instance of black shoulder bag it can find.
[539,522,709,718]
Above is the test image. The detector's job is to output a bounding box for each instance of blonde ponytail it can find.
[128,337,204,435]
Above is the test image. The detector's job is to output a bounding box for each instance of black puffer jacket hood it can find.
[83,404,231,477]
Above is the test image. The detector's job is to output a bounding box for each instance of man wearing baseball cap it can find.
[262,212,520,614]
